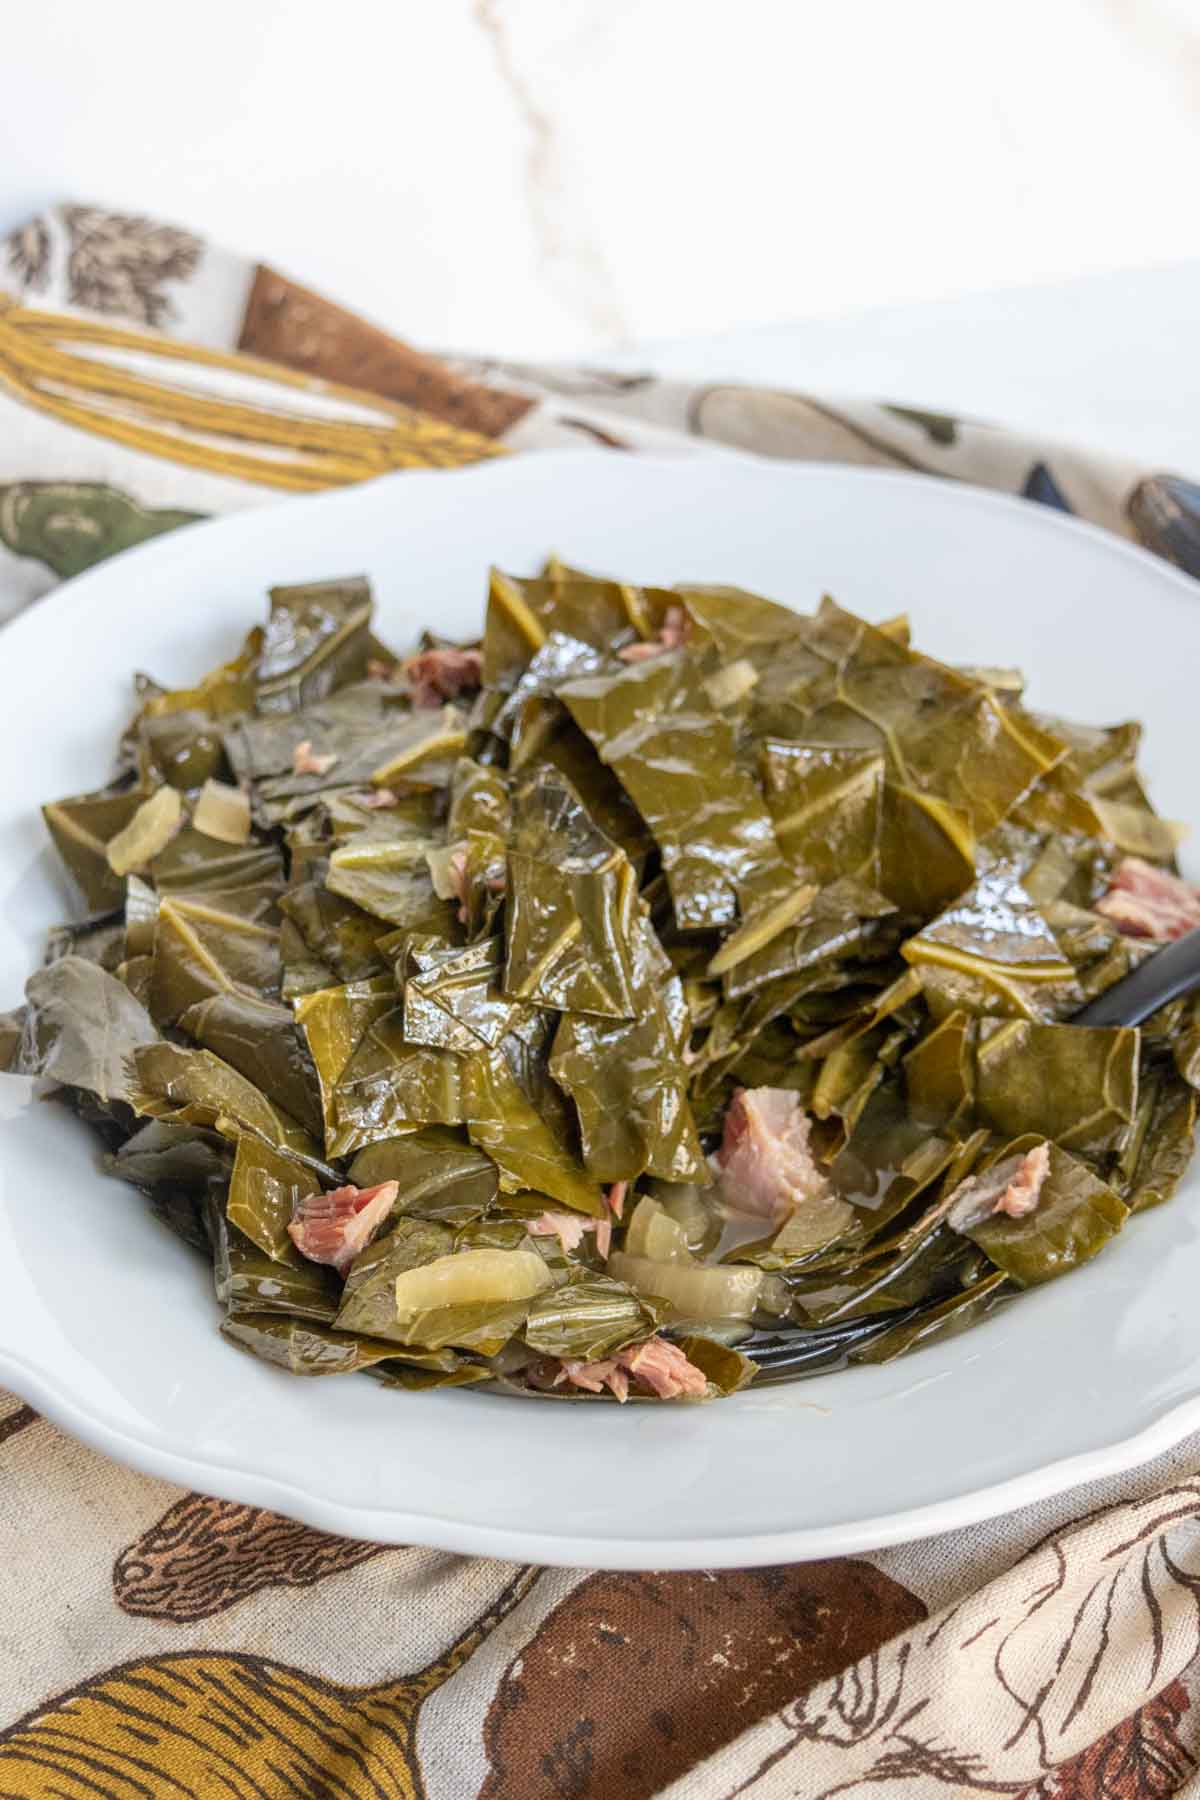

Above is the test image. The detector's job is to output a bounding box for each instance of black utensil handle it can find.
[1073,926,1200,1028]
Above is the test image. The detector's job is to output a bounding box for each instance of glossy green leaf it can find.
[347,1127,499,1223]
[561,653,788,931]
[957,1139,1128,1286]
[220,1314,403,1376]
[466,1048,605,1216]
[43,784,151,913]
[721,878,898,1001]
[5,956,158,1104]
[150,828,283,894]
[148,885,282,1026]
[179,991,323,1139]
[212,1211,341,1322]
[226,1133,317,1261]
[326,1005,470,1158]
[902,867,1079,1022]
[502,768,638,1018]
[127,1041,318,1161]
[294,973,396,1140]
[107,1119,231,1190]
[402,935,520,1054]
[849,1270,1009,1364]
[324,819,458,931]
[901,1009,976,1129]
[760,741,884,885]
[254,576,375,713]
[335,1217,457,1340]
[522,1276,659,1361]
[974,1020,1139,1156]
[1124,1066,1197,1213]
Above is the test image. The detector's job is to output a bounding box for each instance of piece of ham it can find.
[405,646,483,708]
[714,1087,831,1223]
[617,1337,708,1399]
[292,739,338,777]
[606,1180,628,1220]
[361,786,400,809]
[527,1211,592,1253]
[532,1335,708,1403]
[616,604,691,662]
[287,1181,399,1275]
[946,1143,1051,1234]
[1096,857,1200,942]
[525,1210,611,1259]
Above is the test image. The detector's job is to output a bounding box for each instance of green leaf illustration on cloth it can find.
[0,481,202,578]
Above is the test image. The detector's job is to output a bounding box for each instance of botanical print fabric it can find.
[2,202,1200,1798]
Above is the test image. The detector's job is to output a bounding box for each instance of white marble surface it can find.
[2,0,1200,360]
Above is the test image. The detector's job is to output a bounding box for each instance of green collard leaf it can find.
[226,1133,317,1261]
[466,1049,605,1217]
[523,1276,659,1362]
[220,1314,403,1377]
[956,1139,1127,1286]
[348,1127,499,1223]
[8,956,158,1104]
[760,741,884,886]
[560,653,788,932]
[974,1020,1139,1156]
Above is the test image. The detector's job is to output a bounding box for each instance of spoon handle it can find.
[1072,926,1200,1028]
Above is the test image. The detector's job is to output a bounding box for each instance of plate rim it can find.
[3,448,1199,1569]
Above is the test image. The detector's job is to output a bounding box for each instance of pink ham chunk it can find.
[527,1211,592,1253]
[560,1359,630,1402]
[287,1181,399,1275]
[714,1086,831,1223]
[526,1210,611,1259]
[532,1335,708,1403]
[947,1143,1051,1234]
[616,605,691,662]
[617,1337,708,1399]
[291,739,338,777]
[1096,857,1200,942]
[405,646,483,708]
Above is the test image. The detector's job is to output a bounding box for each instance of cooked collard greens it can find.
[4,565,1198,1401]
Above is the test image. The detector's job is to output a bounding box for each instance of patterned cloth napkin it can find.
[3,203,1200,1800]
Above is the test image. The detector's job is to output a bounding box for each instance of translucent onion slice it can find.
[105,786,183,876]
[609,1249,762,1321]
[193,779,252,846]
[394,1247,552,1323]
[623,1195,693,1264]
[703,658,759,710]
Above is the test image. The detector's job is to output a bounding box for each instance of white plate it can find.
[2,450,1198,1570]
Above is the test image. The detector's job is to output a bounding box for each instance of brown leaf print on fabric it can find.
[557,416,633,449]
[239,265,532,437]
[60,206,202,327]
[0,1565,541,1798]
[3,219,50,292]
[0,1401,38,1448]
[1019,1677,1194,1798]
[683,1486,1200,1800]
[113,1492,387,1621]
[479,1560,926,1799]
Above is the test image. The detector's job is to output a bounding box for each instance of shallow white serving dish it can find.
[2,450,1198,1569]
